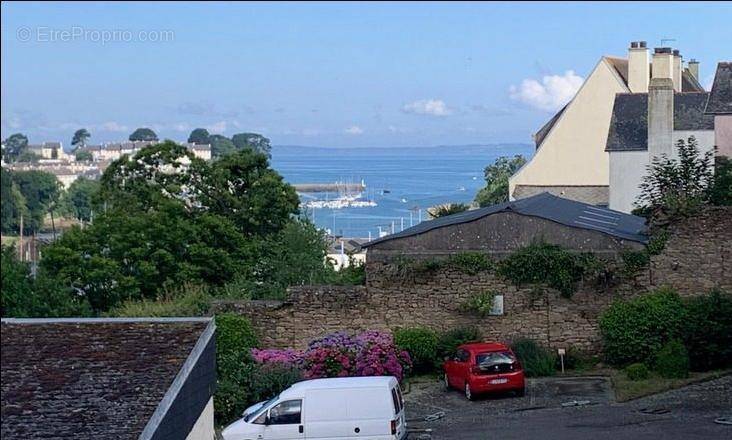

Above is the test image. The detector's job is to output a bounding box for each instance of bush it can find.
[599,287,686,366]
[461,291,498,317]
[653,340,689,379]
[394,327,439,373]
[247,363,303,402]
[558,347,596,372]
[435,326,481,362]
[447,252,492,275]
[510,338,556,377]
[497,242,601,297]
[684,290,732,371]
[107,285,211,317]
[215,314,259,425]
[625,363,650,381]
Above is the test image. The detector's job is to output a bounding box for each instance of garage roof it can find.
[362,192,648,247]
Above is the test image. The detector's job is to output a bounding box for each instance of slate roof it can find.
[682,69,705,93]
[1,318,212,440]
[705,62,732,115]
[533,104,567,149]
[362,192,648,247]
[606,92,714,152]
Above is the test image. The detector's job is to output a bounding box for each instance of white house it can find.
[26,141,69,161]
[705,62,732,158]
[509,41,704,206]
[605,47,714,213]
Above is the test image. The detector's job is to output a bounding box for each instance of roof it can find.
[682,69,705,93]
[460,342,509,353]
[362,192,648,247]
[606,92,714,152]
[283,376,397,396]
[605,56,629,84]
[705,62,732,115]
[328,238,368,254]
[1,317,213,440]
[533,104,567,149]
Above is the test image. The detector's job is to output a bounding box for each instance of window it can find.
[491,294,504,315]
[269,400,302,425]
[455,349,470,362]
[391,388,401,413]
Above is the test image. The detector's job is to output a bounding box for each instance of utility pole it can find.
[18,213,24,261]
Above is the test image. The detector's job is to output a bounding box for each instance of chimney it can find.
[688,59,700,82]
[672,49,682,91]
[648,77,674,160]
[628,41,650,93]
[652,47,674,82]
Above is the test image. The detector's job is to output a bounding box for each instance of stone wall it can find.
[213,207,731,353]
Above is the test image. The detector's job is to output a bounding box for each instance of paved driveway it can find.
[405,375,732,440]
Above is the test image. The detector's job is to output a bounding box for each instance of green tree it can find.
[708,156,732,206]
[2,133,29,162]
[71,128,91,149]
[188,128,211,145]
[637,136,714,221]
[1,245,91,318]
[61,177,100,222]
[209,134,236,157]
[129,127,159,142]
[232,133,272,157]
[75,150,93,162]
[10,170,61,233]
[427,203,469,219]
[474,155,527,207]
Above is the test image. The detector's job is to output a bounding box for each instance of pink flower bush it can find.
[251,330,412,381]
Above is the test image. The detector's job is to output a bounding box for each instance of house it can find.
[605,48,716,213]
[26,141,69,161]
[1,317,216,440]
[362,192,647,259]
[5,161,102,189]
[327,237,367,270]
[79,141,212,162]
[705,62,732,157]
[509,41,704,206]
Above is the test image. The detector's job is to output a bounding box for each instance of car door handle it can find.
[299,425,304,433]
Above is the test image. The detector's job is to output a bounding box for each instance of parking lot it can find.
[405,374,732,439]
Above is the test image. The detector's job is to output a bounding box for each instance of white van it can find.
[222,376,407,440]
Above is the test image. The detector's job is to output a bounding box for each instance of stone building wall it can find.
[212,207,731,353]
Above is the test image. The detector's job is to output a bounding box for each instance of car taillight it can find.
[391,419,398,434]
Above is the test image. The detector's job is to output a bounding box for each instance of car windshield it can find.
[243,397,277,422]
[476,351,515,367]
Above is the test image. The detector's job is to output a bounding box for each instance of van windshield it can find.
[244,397,277,422]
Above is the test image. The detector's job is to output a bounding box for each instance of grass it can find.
[611,368,732,402]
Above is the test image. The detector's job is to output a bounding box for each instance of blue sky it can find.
[2,1,731,148]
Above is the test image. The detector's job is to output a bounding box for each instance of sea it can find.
[270,144,534,239]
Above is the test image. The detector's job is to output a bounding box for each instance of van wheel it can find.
[444,373,450,390]
[464,382,474,401]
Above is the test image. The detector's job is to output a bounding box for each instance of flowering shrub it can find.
[251,330,412,381]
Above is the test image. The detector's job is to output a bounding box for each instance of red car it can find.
[443,342,526,400]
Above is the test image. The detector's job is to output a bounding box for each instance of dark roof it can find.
[362,192,648,247]
[606,92,714,152]
[533,104,567,149]
[705,62,732,114]
[682,69,705,93]
[1,318,212,440]
[605,56,629,84]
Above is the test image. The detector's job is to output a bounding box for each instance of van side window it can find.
[391,388,401,413]
[269,400,302,425]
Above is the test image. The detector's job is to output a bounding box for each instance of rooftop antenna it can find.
[660,38,676,47]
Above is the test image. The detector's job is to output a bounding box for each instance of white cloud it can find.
[509,70,584,111]
[344,125,364,135]
[401,99,452,116]
[99,121,129,132]
[205,120,227,134]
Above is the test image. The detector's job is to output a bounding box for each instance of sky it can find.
[1,1,731,148]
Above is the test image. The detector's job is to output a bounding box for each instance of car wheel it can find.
[444,373,450,390]
[464,382,474,401]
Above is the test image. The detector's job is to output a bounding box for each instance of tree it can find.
[474,155,527,207]
[10,170,61,233]
[708,156,732,206]
[232,133,272,157]
[1,168,29,234]
[129,127,158,142]
[637,136,714,222]
[1,245,91,318]
[2,133,29,162]
[428,203,470,218]
[188,128,211,145]
[75,150,93,162]
[61,177,100,223]
[209,134,236,157]
[71,128,91,149]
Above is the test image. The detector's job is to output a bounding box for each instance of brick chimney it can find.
[688,59,700,82]
[648,77,674,159]
[628,41,649,93]
[652,47,674,82]
[672,49,682,91]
